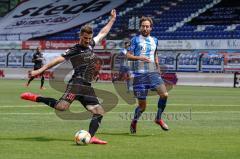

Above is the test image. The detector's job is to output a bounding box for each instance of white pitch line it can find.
[113,111,238,114]
[117,104,240,107]
[1,111,240,115]
[0,112,55,115]
[0,103,240,108]
[0,105,48,108]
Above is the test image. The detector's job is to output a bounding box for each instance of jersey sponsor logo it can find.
[84,54,96,61]
[63,49,70,56]
[140,44,146,51]
[66,93,76,101]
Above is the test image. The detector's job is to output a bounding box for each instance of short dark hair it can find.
[80,24,93,35]
[36,47,41,52]
[124,41,130,46]
[140,16,153,27]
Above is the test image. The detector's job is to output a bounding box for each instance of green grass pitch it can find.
[0,79,240,159]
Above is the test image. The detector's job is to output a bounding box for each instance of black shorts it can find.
[34,65,42,70]
[60,78,99,108]
[33,65,44,76]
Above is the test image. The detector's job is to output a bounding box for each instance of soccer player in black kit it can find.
[20,9,117,144]
[25,47,45,89]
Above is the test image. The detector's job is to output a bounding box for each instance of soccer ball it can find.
[74,130,91,145]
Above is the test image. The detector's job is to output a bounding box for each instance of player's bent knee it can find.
[160,92,168,99]
[87,104,105,115]
[138,100,147,111]
[139,105,146,112]
[97,108,105,115]
[55,103,70,111]
[141,108,146,112]
[138,105,146,112]
[164,92,169,97]
[56,106,69,111]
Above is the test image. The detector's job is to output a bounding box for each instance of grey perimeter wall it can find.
[0,68,235,87]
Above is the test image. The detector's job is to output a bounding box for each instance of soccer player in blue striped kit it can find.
[127,16,169,134]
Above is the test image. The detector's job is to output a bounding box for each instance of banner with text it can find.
[22,40,104,50]
[158,39,240,50]
[0,0,125,40]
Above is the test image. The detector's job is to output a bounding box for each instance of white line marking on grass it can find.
[0,105,46,108]
[0,113,55,115]
[1,111,240,115]
[0,103,240,108]
[117,104,240,107]
[111,111,240,114]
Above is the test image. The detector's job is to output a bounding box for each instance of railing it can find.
[0,33,36,41]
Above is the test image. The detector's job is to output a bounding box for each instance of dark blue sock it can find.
[156,98,167,120]
[132,106,143,123]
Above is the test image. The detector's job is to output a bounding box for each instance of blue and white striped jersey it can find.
[119,48,128,67]
[128,35,158,73]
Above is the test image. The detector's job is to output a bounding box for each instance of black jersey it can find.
[61,40,99,82]
[32,51,44,69]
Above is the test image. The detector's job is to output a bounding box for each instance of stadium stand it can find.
[34,0,240,40]
[0,0,239,85]
[0,0,239,40]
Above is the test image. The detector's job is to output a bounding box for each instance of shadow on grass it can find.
[0,136,93,147]
[98,132,152,137]
[0,136,72,142]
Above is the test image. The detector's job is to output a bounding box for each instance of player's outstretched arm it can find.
[154,50,161,73]
[31,56,65,76]
[93,9,116,44]
[126,51,151,62]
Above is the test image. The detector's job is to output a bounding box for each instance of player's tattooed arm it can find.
[30,56,65,76]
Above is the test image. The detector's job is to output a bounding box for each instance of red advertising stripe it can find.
[22,40,104,50]
[44,40,78,50]
[22,40,44,49]
[0,69,5,78]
